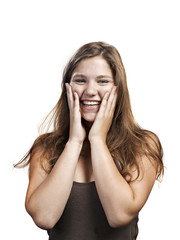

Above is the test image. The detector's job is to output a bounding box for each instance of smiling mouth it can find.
[81,100,101,106]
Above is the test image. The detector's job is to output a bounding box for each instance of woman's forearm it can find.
[26,140,82,229]
[90,139,137,227]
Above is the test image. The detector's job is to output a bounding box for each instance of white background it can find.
[1,0,179,239]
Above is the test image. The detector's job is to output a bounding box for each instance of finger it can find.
[65,83,72,109]
[73,92,80,111]
[112,88,118,106]
[103,91,110,101]
[110,86,117,109]
[110,90,117,116]
[97,92,109,117]
[73,92,82,124]
[105,86,117,114]
[65,83,74,110]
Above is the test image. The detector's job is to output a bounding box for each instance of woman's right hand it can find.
[65,83,86,144]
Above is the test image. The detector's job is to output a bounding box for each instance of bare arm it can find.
[25,141,83,230]
[89,86,157,227]
[90,139,156,227]
[25,84,86,230]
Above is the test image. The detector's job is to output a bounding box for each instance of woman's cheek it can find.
[69,82,74,90]
[70,84,79,96]
[100,89,110,99]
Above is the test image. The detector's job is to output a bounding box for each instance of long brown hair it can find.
[14,42,164,181]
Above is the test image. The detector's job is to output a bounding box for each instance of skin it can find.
[66,56,117,182]
[25,56,157,230]
[69,56,115,124]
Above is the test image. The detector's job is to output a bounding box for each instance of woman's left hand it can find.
[88,86,117,143]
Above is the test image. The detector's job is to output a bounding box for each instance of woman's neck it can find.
[80,119,93,156]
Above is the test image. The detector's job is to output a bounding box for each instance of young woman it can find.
[15,42,164,240]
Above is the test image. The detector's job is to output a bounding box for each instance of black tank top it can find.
[47,181,138,240]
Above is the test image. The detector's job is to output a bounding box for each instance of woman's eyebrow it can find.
[71,73,86,79]
[96,75,113,80]
[71,73,113,80]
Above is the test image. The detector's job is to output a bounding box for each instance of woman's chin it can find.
[81,113,96,124]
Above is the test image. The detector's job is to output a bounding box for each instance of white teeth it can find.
[82,101,100,105]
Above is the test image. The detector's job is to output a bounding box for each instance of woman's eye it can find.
[75,79,86,84]
[98,80,109,84]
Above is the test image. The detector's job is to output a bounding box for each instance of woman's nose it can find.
[84,82,98,96]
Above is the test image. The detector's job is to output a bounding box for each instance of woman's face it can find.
[70,56,115,122]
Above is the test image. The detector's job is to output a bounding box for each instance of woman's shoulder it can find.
[138,129,164,180]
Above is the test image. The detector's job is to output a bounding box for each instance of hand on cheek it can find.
[88,86,117,142]
[65,83,86,144]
